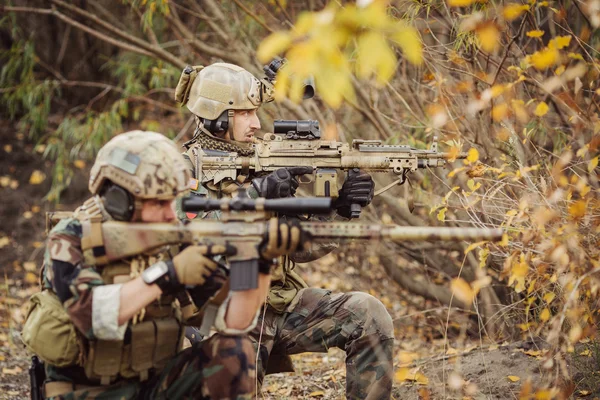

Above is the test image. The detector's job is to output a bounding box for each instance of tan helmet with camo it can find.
[174,63,262,145]
[88,130,190,220]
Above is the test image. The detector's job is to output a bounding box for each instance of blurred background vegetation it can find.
[1,0,599,396]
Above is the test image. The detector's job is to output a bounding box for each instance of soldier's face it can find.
[232,109,260,143]
[140,199,176,222]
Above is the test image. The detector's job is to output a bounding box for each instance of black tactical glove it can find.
[334,169,375,219]
[252,167,313,199]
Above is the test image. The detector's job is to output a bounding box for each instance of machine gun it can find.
[195,120,467,217]
[94,196,502,291]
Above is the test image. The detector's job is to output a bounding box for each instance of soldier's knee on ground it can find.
[346,292,394,339]
[202,334,257,398]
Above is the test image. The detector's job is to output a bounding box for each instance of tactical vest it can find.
[72,198,184,385]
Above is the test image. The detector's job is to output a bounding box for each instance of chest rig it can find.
[76,198,183,385]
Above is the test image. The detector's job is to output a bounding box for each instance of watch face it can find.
[144,262,168,283]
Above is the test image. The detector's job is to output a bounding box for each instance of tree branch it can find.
[50,0,186,68]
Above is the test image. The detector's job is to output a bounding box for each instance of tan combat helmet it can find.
[88,131,190,220]
[174,63,262,143]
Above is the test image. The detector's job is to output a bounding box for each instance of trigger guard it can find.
[298,174,313,184]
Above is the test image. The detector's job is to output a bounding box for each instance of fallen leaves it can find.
[507,375,521,382]
[29,170,46,185]
[2,366,23,375]
[395,367,429,385]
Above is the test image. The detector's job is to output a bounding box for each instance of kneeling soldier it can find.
[22,131,300,399]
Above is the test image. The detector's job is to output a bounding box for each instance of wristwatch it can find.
[141,260,180,294]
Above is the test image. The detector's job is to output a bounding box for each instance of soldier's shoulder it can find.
[49,217,83,239]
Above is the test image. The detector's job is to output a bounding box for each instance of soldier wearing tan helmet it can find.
[175,64,394,400]
[22,131,301,399]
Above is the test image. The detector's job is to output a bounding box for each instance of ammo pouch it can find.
[21,290,80,367]
[84,317,182,385]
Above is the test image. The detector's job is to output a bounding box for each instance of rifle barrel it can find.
[300,223,503,242]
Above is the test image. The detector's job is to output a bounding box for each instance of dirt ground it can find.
[0,119,597,400]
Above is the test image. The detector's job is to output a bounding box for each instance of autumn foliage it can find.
[1,0,599,396]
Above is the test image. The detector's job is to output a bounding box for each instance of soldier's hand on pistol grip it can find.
[334,169,375,218]
[173,244,235,286]
[252,167,313,199]
[259,218,305,259]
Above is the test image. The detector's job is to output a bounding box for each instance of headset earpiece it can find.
[202,111,229,136]
[101,183,135,221]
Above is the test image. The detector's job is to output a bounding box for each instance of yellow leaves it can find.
[479,247,490,267]
[448,0,475,6]
[2,366,22,375]
[258,1,423,107]
[569,324,582,342]
[588,156,598,173]
[309,391,325,397]
[29,170,46,185]
[543,292,555,304]
[528,48,559,70]
[492,103,509,121]
[24,272,37,285]
[464,148,479,165]
[357,32,397,85]
[395,367,429,385]
[466,164,487,178]
[539,308,550,322]
[464,240,487,255]
[467,179,481,192]
[398,351,419,366]
[0,237,10,249]
[568,52,584,60]
[509,253,528,293]
[507,375,521,382]
[503,4,529,21]
[523,349,542,357]
[23,262,37,272]
[73,160,86,169]
[392,27,423,66]
[548,35,572,50]
[534,101,549,117]
[579,349,592,357]
[568,200,587,219]
[475,22,500,53]
[526,30,544,38]
[437,207,447,222]
[451,278,475,304]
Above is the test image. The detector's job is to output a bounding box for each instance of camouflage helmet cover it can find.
[185,63,262,120]
[89,131,190,200]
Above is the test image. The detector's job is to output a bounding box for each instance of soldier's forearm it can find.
[117,277,162,326]
[224,274,270,330]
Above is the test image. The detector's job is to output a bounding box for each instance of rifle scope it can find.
[182,196,332,215]
[273,119,320,140]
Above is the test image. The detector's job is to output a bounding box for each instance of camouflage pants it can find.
[250,288,394,400]
[47,334,256,400]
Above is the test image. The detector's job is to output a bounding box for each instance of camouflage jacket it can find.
[40,197,216,383]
